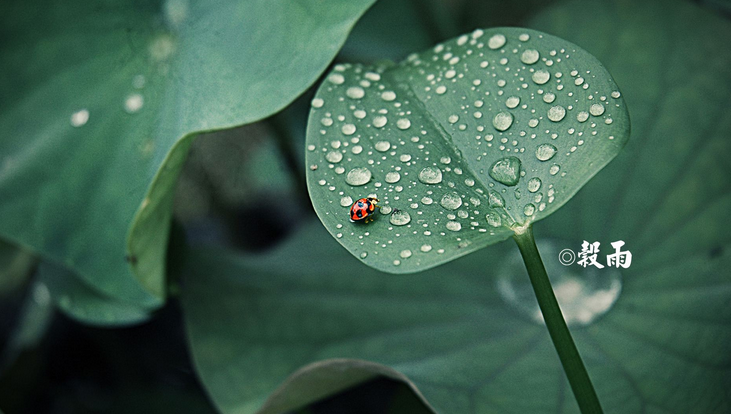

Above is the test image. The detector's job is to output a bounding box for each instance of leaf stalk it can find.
[512,225,603,414]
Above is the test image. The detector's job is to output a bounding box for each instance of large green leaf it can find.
[306,27,629,274]
[0,0,375,308]
[182,0,731,412]
[37,261,150,326]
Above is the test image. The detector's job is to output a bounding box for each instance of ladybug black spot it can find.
[356,210,363,218]
[358,201,364,207]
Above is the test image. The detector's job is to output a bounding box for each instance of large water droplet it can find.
[524,203,536,217]
[373,116,388,128]
[346,86,365,99]
[547,105,566,122]
[535,144,557,161]
[488,191,505,208]
[505,96,520,109]
[328,73,345,85]
[532,70,550,85]
[486,212,502,227]
[385,171,401,183]
[520,49,540,65]
[590,103,605,116]
[527,177,542,193]
[418,167,443,184]
[374,141,390,152]
[341,123,356,135]
[381,91,396,101]
[493,111,514,131]
[487,34,506,49]
[346,167,372,186]
[396,118,411,130]
[446,221,462,231]
[440,192,463,210]
[489,156,521,186]
[340,196,353,207]
[390,209,411,226]
[326,151,343,163]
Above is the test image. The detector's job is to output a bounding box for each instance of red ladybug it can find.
[350,197,380,223]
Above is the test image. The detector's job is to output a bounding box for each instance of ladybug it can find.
[350,197,380,223]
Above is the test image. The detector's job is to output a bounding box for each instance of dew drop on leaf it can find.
[489,156,522,186]
[340,196,353,207]
[547,105,566,122]
[418,167,443,184]
[493,111,514,131]
[345,167,372,186]
[535,144,557,161]
[440,192,463,210]
[527,177,542,193]
[389,209,411,226]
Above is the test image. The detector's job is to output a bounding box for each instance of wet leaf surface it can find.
[306,28,629,274]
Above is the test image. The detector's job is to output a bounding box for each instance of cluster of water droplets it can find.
[307,28,624,268]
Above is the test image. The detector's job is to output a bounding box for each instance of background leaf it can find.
[182,0,731,413]
[37,261,150,326]
[306,27,629,274]
[0,0,376,309]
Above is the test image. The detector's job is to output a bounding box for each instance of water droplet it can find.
[352,145,363,154]
[547,105,566,122]
[375,141,390,152]
[396,118,411,130]
[532,70,550,85]
[326,151,343,163]
[385,171,401,183]
[400,154,412,162]
[519,33,530,42]
[360,252,368,259]
[611,91,621,99]
[342,124,356,135]
[124,93,144,113]
[70,109,89,127]
[445,69,456,79]
[543,93,556,103]
[536,144,557,161]
[446,221,462,231]
[448,114,459,124]
[524,203,536,216]
[380,206,393,214]
[488,191,505,208]
[311,98,324,108]
[440,156,451,164]
[549,164,560,175]
[488,34,506,49]
[440,192,463,210]
[505,96,520,109]
[435,85,447,95]
[486,212,502,227]
[489,156,522,186]
[340,196,353,207]
[493,111,514,131]
[527,177,542,193]
[400,250,412,259]
[590,103,605,116]
[381,91,396,101]
[346,86,365,99]
[373,116,388,128]
[520,49,539,64]
[346,167,372,186]
[328,73,345,85]
[418,167,443,184]
[577,111,589,122]
[420,244,432,252]
[390,209,411,226]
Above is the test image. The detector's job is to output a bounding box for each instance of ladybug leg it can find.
[364,216,374,224]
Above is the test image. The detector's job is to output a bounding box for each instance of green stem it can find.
[512,225,603,414]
